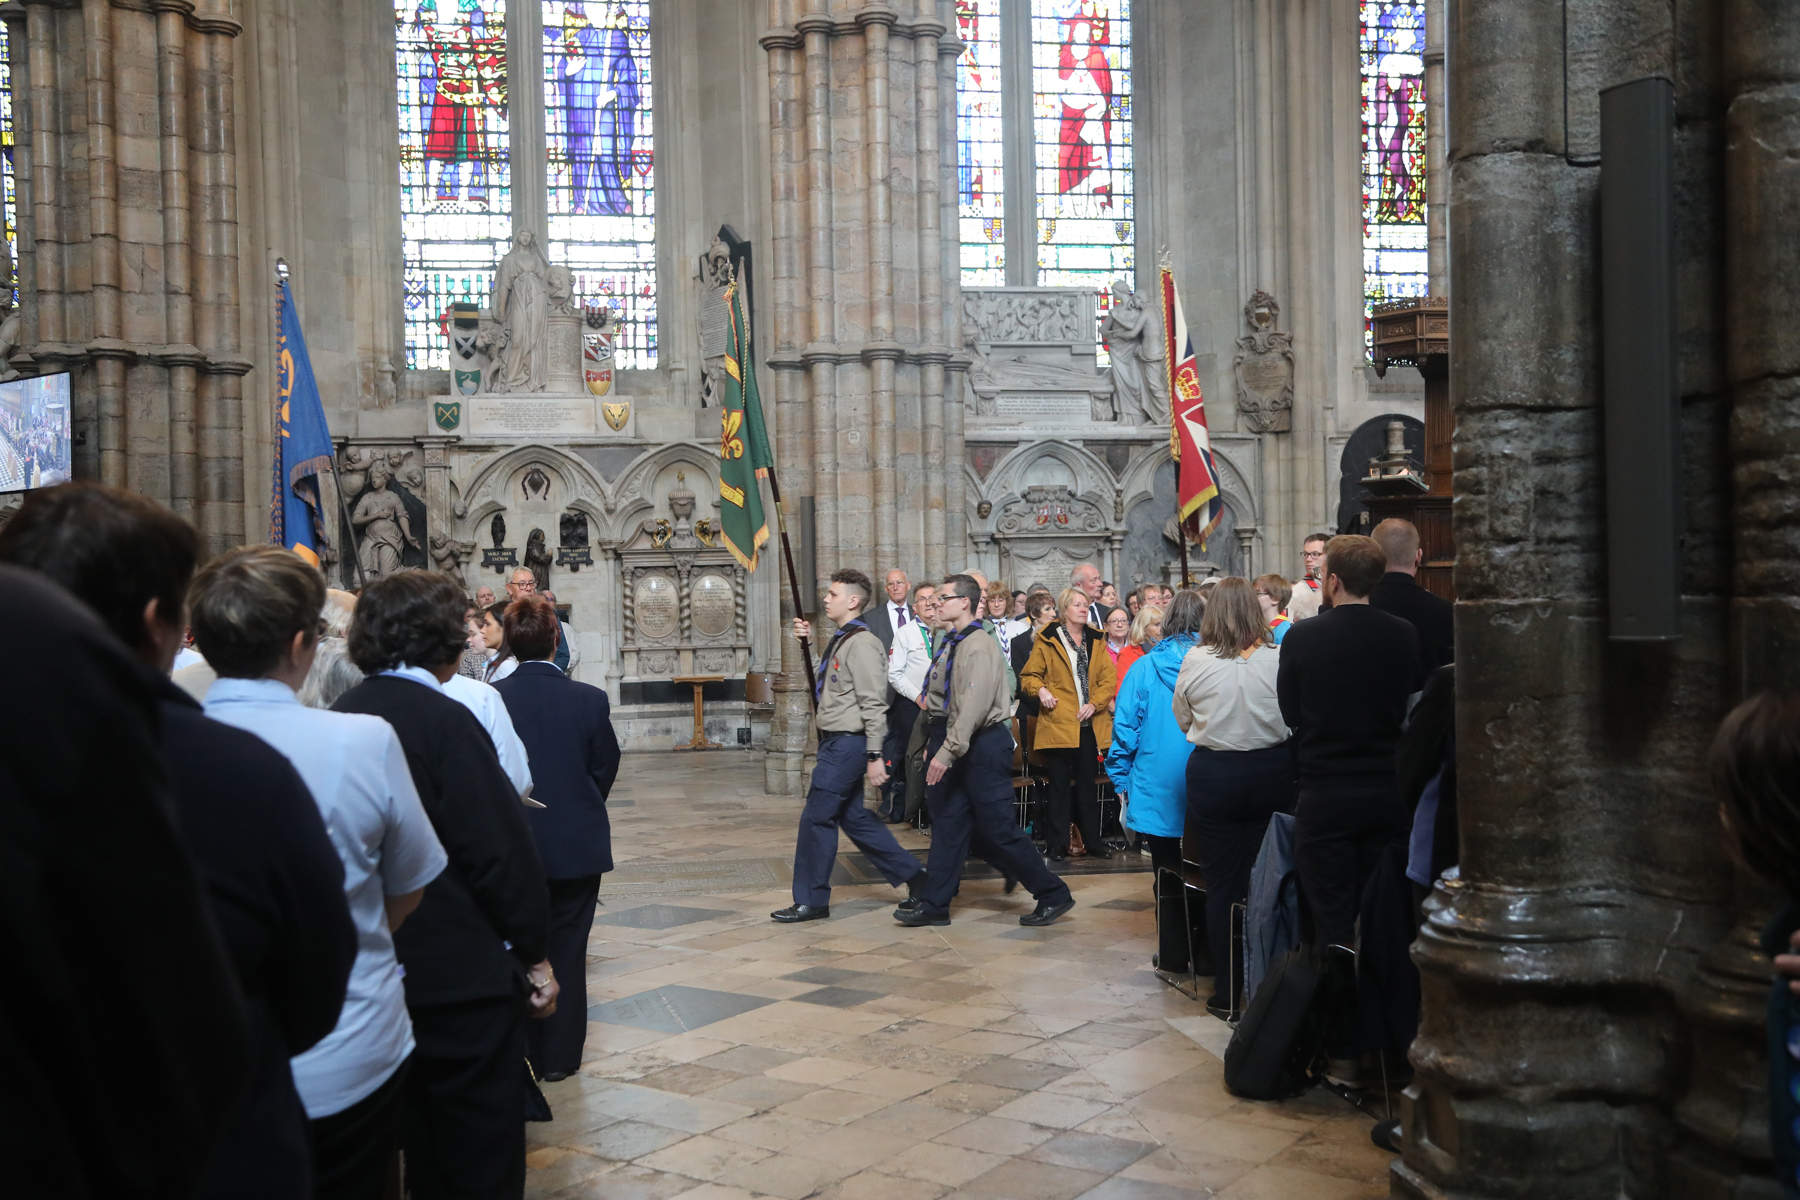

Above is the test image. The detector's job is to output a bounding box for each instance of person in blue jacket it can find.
[1106,590,1206,976]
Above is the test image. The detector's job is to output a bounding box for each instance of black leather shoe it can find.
[905,869,928,901]
[1020,898,1075,926]
[894,906,950,926]
[884,814,907,824]
[539,1070,571,1083]
[1047,849,1068,862]
[1204,995,1232,1020]
[896,896,923,913]
[771,904,830,923]
[1087,844,1113,860]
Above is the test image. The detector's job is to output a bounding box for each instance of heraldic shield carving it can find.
[1232,290,1295,434]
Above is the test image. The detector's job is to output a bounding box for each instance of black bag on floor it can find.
[1222,942,1351,1100]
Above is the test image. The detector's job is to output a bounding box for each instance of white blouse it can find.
[1171,643,1290,751]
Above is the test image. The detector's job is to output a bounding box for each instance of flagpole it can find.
[764,471,818,716]
[1159,252,1192,590]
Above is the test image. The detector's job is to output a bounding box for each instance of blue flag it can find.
[269,279,337,567]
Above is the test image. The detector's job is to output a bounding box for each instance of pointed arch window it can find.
[956,0,1134,305]
[396,0,656,372]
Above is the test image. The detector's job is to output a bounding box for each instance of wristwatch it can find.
[866,751,882,761]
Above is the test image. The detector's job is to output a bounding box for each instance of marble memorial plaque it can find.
[992,392,1092,422]
[1239,353,1290,395]
[465,394,598,438]
[634,575,678,641]
[690,573,734,638]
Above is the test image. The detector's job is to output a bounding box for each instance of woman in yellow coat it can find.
[1020,587,1118,860]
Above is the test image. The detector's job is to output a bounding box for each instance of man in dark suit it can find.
[333,571,552,1200]
[492,595,620,1082]
[0,483,357,1200]
[861,568,912,653]
[1369,518,1454,673]
[1072,561,1113,627]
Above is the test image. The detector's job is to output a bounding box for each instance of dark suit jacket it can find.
[863,597,906,654]
[0,565,251,1200]
[1010,630,1038,715]
[333,674,550,1004]
[494,661,620,880]
[1370,571,1454,673]
[158,677,356,1200]
[1086,601,1114,629]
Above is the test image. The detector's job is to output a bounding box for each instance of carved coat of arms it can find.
[584,306,616,397]
[1232,290,1295,434]
[449,302,482,396]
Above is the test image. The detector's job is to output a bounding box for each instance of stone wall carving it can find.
[1232,291,1295,433]
[962,289,1094,346]
[339,447,429,583]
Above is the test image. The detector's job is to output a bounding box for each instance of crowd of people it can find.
[797,521,1459,1089]
[0,400,68,490]
[0,481,619,1200]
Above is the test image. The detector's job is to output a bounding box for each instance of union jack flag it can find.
[1160,262,1223,546]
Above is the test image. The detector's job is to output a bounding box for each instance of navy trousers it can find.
[880,700,919,819]
[916,723,1071,919]
[793,732,922,907]
[1186,743,1297,998]
[527,875,602,1078]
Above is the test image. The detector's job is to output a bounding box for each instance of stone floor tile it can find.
[1210,1162,1385,1200]
[666,1185,765,1200]
[545,1162,700,1200]
[633,1092,760,1135]
[1073,1176,1211,1200]
[952,1156,1108,1200]
[578,1119,691,1162]
[770,1086,899,1125]
[1118,1147,1236,1192]
[702,1073,818,1112]
[931,1115,1058,1157]
[958,1056,1075,1092]
[842,1098,978,1141]
[816,1168,950,1200]
[832,1066,950,1100]
[783,1124,920,1172]
[940,1029,1045,1056]
[634,1134,772,1182]
[715,1153,853,1200]
[637,1063,743,1095]
[709,1111,837,1152]
[695,1044,803,1074]
[524,1148,613,1199]
[989,1090,1114,1130]
[918,1080,1026,1114]
[877,1141,1010,1187]
[1023,1129,1155,1174]
[763,1056,873,1085]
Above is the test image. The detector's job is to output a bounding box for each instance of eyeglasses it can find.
[1301,550,1325,560]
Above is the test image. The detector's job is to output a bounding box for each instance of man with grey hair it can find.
[1071,562,1112,627]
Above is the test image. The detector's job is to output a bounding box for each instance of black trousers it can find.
[917,723,1071,918]
[1292,780,1409,949]
[309,1058,408,1200]
[1041,725,1103,855]
[1187,744,1298,1000]
[403,996,528,1200]
[881,700,920,819]
[528,875,603,1078]
[1144,834,1191,973]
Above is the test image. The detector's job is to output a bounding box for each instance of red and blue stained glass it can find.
[1032,0,1132,295]
[545,1,656,369]
[956,0,1004,286]
[0,21,14,307]
[397,0,512,370]
[1361,2,1428,339]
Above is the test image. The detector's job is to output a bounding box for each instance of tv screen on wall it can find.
[0,373,71,493]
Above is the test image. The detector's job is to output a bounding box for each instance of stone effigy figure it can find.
[487,230,551,393]
[353,459,419,579]
[1101,280,1167,425]
[524,527,553,593]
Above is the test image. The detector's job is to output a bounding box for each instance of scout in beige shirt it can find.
[772,569,927,924]
[896,574,1075,930]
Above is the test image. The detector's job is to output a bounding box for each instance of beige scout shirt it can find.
[815,625,889,744]
[924,623,1012,765]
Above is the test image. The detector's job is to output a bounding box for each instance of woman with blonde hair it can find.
[1114,603,1163,686]
[1172,576,1296,1014]
[1020,586,1118,860]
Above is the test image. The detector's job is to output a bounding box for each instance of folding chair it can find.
[1154,859,1210,1002]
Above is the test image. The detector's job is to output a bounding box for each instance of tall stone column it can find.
[1423,0,1447,294]
[1394,2,1750,1197]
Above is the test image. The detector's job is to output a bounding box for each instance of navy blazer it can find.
[494,660,620,880]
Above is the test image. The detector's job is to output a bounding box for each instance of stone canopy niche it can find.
[617,472,750,682]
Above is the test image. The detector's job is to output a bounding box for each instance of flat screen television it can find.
[0,373,71,493]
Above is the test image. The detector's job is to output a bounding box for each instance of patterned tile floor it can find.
[529,751,1393,1200]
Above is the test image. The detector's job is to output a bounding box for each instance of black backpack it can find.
[1222,942,1354,1100]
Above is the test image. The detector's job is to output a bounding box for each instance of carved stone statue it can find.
[0,311,22,384]
[524,527,552,592]
[668,470,697,539]
[1233,290,1295,433]
[429,532,475,587]
[486,230,551,394]
[1100,281,1167,425]
[547,264,574,315]
[352,459,419,580]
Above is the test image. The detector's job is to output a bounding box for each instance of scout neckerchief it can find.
[928,621,984,709]
[814,617,869,703]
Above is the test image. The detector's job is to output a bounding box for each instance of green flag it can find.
[718,278,773,571]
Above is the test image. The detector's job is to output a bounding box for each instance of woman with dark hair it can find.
[1172,576,1296,1015]
[479,600,518,683]
[1019,586,1118,860]
[1012,590,1059,717]
[332,571,553,1200]
[1107,591,1204,975]
[492,596,620,1083]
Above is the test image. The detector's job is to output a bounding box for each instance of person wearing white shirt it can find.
[1170,577,1296,1011]
[879,582,938,822]
[441,671,534,799]
[478,601,519,683]
[188,546,449,1200]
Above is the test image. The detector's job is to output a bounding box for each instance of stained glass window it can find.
[1032,0,1132,300]
[544,1,656,369]
[397,0,512,370]
[1360,2,1428,343]
[956,0,1004,286]
[0,20,16,305]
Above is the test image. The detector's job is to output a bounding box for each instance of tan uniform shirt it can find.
[815,625,889,744]
[923,622,1012,765]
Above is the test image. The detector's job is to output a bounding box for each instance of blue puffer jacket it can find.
[1105,633,1198,838]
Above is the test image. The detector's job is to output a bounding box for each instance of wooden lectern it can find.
[671,675,728,751]
[1367,297,1453,601]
